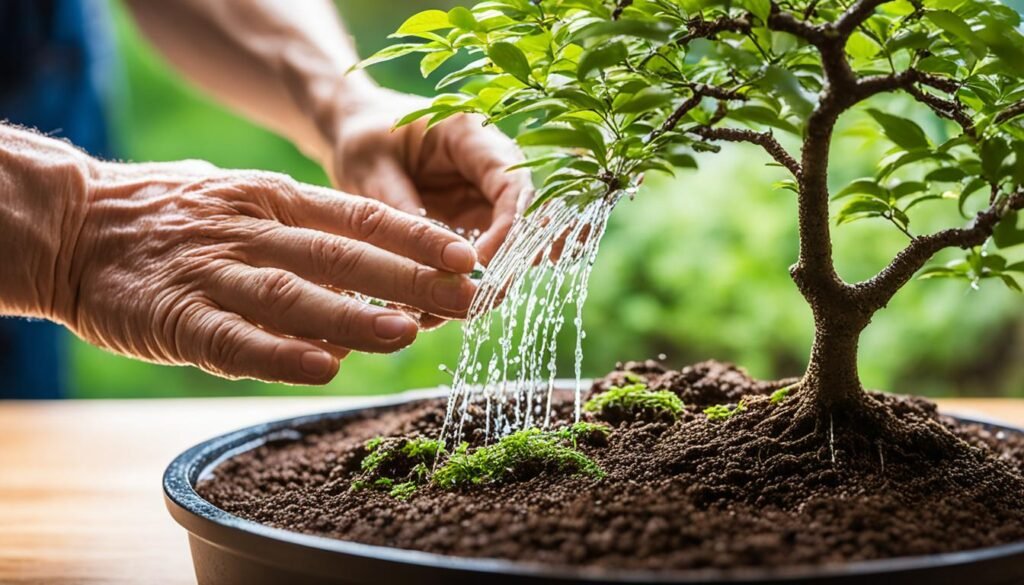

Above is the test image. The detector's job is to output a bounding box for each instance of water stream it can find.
[439,189,628,447]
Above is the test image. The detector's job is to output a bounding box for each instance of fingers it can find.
[474,190,518,265]
[284,184,478,274]
[178,302,342,385]
[206,264,420,353]
[443,118,534,264]
[360,159,425,215]
[244,223,475,317]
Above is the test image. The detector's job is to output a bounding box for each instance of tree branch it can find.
[832,0,895,36]
[689,126,802,177]
[768,10,827,44]
[995,100,1024,125]
[855,69,974,136]
[676,15,752,46]
[612,0,633,20]
[648,85,747,144]
[856,191,1024,309]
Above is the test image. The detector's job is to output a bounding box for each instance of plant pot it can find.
[164,387,1024,585]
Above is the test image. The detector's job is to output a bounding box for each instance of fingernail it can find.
[431,277,475,311]
[374,314,416,340]
[300,351,334,378]
[441,241,477,273]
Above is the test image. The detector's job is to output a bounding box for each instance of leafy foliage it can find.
[433,427,606,488]
[362,0,1024,291]
[583,382,685,420]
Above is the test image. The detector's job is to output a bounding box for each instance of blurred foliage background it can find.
[70,0,1024,399]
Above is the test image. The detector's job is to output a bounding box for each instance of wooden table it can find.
[1,397,1023,585]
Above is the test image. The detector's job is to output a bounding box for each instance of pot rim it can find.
[164,386,1024,584]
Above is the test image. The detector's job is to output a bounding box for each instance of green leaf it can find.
[926,167,967,182]
[994,211,1024,248]
[571,19,672,42]
[957,177,988,218]
[925,10,987,59]
[577,41,628,81]
[833,178,887,201]
[741,0,771,23]
[866,109,931,151]
[356,43,438,69]
[505,153,569,171]
[517,126,604,153]
[447,7,481,31]
[488,42,532,85]
[420,50,455,77]
[980,138,1011,183]
[614,88,673,114]
[836,196,892,225]
[891,181,928,199]
[395,10,452,36]
[728,105,800,134]
[394,104,449,128]
[999,274,1022,292]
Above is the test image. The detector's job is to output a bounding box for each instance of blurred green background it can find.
[71,0,1024,399]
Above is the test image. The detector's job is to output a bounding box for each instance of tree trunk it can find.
[801,309,869,411]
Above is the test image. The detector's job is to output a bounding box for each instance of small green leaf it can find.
[1000,274,1022,292]
[614,87,673,114]
[926,167,967,182]
[577,41,628,81]
[488,42,532,84]
[517,126,603,152]
[866,109,931,151]
[994,211,1024,248]
[447,7,480,31]
[356,43,438,69]
[571,19,672,42]
[833,178,887,201]
[925,10,987,59]
[741,0,771,23]
[420,50,455,77]
[395,10,452,36]
[836,196,892,225]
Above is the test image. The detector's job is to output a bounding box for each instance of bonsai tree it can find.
[363,0,1024,416]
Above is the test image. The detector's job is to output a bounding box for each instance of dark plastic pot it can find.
[164,388,1024,585]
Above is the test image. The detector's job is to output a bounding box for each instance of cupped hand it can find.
[58,160,478,384]
[324,88,533,265]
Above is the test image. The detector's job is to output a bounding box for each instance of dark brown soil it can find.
[197,360,1024,571]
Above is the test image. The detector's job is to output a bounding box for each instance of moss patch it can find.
[583,383,684,423]
[704,400,747,421]
[433,426,607,489]
[351,436,446,499]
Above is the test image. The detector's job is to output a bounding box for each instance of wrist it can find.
[280,49,381,162]
[0,126,93,321]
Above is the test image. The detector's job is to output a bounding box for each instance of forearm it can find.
[0,125,91,320]
[124,0,375,161]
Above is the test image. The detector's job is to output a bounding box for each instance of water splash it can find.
[439,189,628,447]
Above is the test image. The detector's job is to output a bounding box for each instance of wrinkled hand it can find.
[58,160,478,384]
[325,88,533,265]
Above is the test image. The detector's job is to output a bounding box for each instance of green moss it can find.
[553,421,611,447]
[389,481,418,500]
[704,400,747,421]
[583,383,684,421]
[352,436,447,499]
[770,386,794,404]
[433,427,605,489]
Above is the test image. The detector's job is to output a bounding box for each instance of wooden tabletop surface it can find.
[1,396,1023,585]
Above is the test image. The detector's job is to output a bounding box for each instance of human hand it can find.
[55,160,478,384]
[322,87,533,265]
